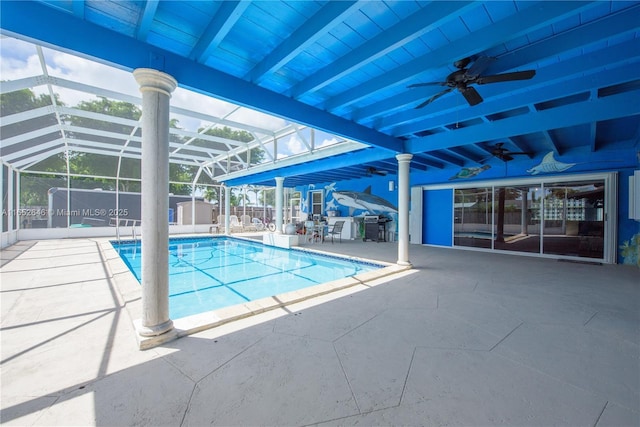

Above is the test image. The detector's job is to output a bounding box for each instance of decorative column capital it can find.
[396,153,413,163]
[275,177,285,184]
[133,68,177,97]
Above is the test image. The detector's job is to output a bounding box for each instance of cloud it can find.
[1,36,347,152]
[226,108,289,133]
[317,136,339,148]
[0,37,40,78]
[45,48,138,99]
[285,135,306,155]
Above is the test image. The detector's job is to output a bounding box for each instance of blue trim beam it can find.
[406,91,640,153]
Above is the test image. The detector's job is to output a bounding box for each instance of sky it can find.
[0,35,341,159]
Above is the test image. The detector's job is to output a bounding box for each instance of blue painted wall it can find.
[293,149,638,264]
[423,189,453,246]
[295,175,399,238]
[408,149,639,264]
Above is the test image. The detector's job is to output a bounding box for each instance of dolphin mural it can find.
[527,152,576,175]
[331,186,397,215]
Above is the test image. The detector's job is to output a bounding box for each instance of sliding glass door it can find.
[451,174,613,262]
[541,180,605,259]
[493,186,540,254]
[454,187,492,249]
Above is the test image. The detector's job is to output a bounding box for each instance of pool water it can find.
[112,237,382,319]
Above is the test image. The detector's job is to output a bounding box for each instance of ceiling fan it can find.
[366,166,388,176]
[482,142,533,163]
[408,56,536,109]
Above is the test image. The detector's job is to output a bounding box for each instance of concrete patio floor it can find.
[1,236,638,426]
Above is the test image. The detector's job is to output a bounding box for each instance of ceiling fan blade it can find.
[465,56,495,78]
[407,82,444,88]
[476,70,536,85]
[501,154,514,162]
[459,86,483,106]
[366,167,387,176]
[479,155,494,164]
[508,151,534,156]
[415,87,455,109]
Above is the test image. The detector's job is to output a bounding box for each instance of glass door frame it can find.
[436,172,617,263]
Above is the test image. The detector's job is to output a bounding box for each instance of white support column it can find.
[396,153,413,266]
[0,165,4,233]
[275,177,284,233]
[7,166,14,232]
[15,170,20,230]
[133,68,177,337]
[224,185,231,235]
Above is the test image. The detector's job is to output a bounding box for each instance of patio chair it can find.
[216,215,226,234]
[252,217,265,231]
[325,220,345,243]
[229,215,244,233]
[241,214,257,231]
[304,220,319,243]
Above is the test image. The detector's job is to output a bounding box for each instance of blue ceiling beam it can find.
[189,1,251,63]
[540,130,560,156]
[290,1,477,99]
[246,1,359,85]
[391,55,640,138]
[405,91,640,153]
[365,11,640,127]
[136,0,159,41]
[72,0,85,19]
[487,3,640,75]
[324,1,595,111]
[426,151,464,167]
[397,62,639,138]
[588,121,597,153]
[0,1,402,153]
[222,147,394,186]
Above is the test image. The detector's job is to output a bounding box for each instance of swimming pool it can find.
[112,236,383,319]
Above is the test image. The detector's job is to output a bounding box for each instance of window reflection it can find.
[542,181,604,259]
[493,186,540,254]
[453,179,605,260]
[454,188,492,249]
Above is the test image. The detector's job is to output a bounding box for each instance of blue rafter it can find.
[393,61,640,139]
[222,148,394,186]
[290,1,477,99]
[71,0,85,19]
[370,14,640,130]
[189,1,250,63]
[0,1,402,153]
[246,1,360,85]
[323,1,594,111]
[405,91,640,153]
[136,0,158,41]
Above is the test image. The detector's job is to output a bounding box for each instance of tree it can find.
[1,88,67,205]
[198,126,265,166]
[1,88,54,116]
[66,97,195,194]
[259,188,275,207]
[203,187,218,202]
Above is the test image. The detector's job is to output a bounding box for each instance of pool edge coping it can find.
[98,234,412,350]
